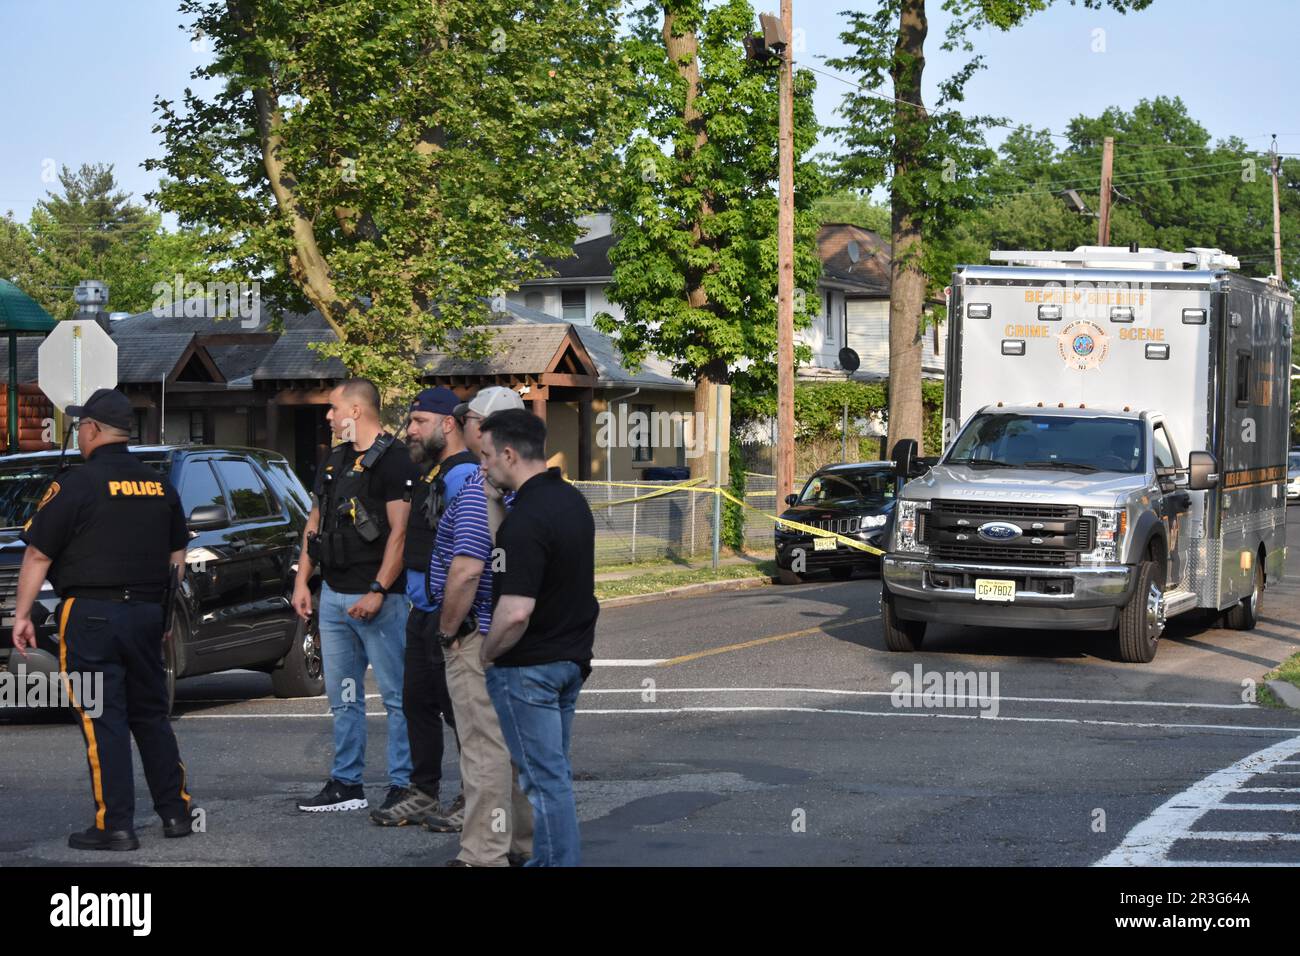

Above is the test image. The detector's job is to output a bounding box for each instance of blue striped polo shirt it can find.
[426,468,496,632]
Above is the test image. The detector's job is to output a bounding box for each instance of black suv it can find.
[774,462,897,584]
[0,445,322,713]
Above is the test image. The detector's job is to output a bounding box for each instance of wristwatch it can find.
[368,580,386,595]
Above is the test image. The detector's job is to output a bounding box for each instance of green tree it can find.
[943,97,1300,293]
[148,0,634,394]
[826,0,1153,456]
[595,0,825,478]
[25,164,163,319]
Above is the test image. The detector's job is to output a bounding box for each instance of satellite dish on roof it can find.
[846,240,861,263]
[838,347,860,373]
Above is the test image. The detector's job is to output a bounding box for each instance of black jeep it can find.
[0,445,322,714]
[774,462,897,584]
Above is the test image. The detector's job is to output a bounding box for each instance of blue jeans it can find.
[485,661,583,866]
[319,583,411,788]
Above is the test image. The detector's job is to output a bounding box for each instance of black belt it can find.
[63,586,165,603]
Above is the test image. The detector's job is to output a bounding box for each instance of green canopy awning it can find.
[0,279,56,333]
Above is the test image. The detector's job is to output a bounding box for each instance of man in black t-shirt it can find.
[478,409,597,866]
[291,379,421,815]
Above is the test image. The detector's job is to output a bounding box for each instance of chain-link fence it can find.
[572,473,793,567]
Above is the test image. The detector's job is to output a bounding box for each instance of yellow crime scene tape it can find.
[570,477,885,556]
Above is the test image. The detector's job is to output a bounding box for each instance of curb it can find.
[1265,679,1300,710]
[599,575,774,609]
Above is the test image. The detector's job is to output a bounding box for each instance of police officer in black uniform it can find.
[11,388,193,851]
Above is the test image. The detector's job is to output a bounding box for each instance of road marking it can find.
[1178,832,1300,841]
[579,686,1260,710]
[658,616,879,666]
[1095,734,1300,866]
[570,705,1300,734]
[592,659,668,667]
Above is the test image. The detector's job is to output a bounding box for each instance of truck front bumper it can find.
[883,556,1135,631]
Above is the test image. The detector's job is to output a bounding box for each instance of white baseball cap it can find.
[454,385,526,422]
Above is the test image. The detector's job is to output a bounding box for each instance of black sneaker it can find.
[297,778,368,812]
[67,826,139,851]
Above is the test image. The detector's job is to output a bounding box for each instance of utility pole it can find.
[1271,134,1283,283]
[1098,136,1114,246]
[775,0,796,507]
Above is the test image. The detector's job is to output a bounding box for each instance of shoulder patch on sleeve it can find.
[36,481,60,511]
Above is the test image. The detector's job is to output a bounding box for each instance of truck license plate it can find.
[813,537,837,551]
[974,579,1015,602]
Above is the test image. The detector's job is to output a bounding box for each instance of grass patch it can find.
[596,560,777,601]
[1256,650,1300,708]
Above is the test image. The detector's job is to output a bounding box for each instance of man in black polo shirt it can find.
[477,409,596,867]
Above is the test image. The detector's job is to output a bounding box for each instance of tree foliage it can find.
[148,0,635,394]
[595,0,825,410]
[5,164,207,320]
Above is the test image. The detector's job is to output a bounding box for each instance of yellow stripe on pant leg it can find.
[59,599,107,831]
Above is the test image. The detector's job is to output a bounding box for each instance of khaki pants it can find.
[444,629,533,866]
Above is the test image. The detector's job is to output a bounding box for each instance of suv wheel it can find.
[777,567,805,585]
[272,591,324,699]
[163,612,185,716]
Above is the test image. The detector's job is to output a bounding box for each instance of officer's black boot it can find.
[68,826,140,851]
[162,811,196,838]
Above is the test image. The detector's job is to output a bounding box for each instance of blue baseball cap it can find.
[408,387,460,416]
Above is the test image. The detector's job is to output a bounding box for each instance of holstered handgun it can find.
[347,497,383,543]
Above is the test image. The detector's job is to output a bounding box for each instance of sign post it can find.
[38,320,119,449]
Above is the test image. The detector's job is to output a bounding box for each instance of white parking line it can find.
[1183,832,1300,841]
[580,686,1260,710]
[1095,734,1300,866]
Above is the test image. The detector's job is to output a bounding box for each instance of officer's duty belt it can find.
[63,586,165,603]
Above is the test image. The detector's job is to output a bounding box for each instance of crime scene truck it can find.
[881,246,1293,662]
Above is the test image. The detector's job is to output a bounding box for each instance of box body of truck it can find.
[882,247,1292,660]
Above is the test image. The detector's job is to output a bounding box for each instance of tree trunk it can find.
[886,0,928,458]
[663,6,720,480]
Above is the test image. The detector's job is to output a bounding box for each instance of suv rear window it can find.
[0,456,170,529]
[179,461,227,518]
[214,458,276,520]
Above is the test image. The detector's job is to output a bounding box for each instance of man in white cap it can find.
[428,385,533,865]
[454,386,527,537]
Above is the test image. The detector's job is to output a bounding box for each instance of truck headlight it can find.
[1081,508,1126,564]
[892,500,928,554]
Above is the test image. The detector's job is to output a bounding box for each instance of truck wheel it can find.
[1117,558,1164,663]
[272,597,325,699]
[882,587,926,652]
[1223,557,1263,631]
[777,567,805,585]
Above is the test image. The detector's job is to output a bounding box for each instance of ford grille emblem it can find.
[977,521,1022,542]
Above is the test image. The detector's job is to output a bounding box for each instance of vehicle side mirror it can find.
[784,493,798,506]
[188,504,230,530]
[1187,451,1219,491]
[890,439,918,480]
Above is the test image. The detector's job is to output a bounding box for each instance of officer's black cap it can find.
[66,388,134,431]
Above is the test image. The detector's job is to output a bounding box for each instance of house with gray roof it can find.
[5,296,697,482]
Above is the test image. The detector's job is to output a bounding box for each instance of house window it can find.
[130,409,146,444]
[824,290,835,344]
[189,410,207,444]
[633,403,654,463]
[561,288,587,322]
[524,291,544,312]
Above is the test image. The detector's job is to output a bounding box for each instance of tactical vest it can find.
[402,450,478,570]
[315,434,395,570]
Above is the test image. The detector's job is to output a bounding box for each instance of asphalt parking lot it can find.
[4,515,1300,867]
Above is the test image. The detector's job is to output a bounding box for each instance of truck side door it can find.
[1152,420,1191,589]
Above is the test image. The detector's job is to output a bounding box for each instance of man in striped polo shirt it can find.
[422,389,532,867]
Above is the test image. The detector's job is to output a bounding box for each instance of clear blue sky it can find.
[0,0,1294,224]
